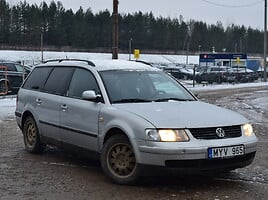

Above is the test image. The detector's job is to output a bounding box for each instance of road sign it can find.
[236,57,240,64]
[134,49,140,60]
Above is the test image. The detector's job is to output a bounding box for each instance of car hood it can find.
[113,101,247,128]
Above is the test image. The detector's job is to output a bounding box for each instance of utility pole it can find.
[41,33,44,63]
[264,0,267,81]
[112,0,119,59]
[128,38,132,60]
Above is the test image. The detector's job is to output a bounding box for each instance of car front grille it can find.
[189,125,242,139]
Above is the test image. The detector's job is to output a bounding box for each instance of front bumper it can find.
[136,137,257,171]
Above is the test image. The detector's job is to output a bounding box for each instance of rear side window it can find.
[68,68,99,98]
[23,67,52,90]
[43,67,74,95]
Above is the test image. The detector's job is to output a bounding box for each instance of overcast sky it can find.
[8,0,264,30]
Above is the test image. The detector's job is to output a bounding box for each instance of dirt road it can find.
[0,86,267,200]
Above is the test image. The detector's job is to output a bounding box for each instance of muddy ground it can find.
[0,86,267,200]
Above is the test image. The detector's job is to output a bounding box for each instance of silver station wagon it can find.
[15,59,257,184]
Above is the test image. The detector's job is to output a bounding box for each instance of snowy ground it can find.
[0,50,199,65]
[0,96,16,122]
[186,80,268,91]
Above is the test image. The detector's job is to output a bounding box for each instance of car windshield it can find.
[100,70,196,104]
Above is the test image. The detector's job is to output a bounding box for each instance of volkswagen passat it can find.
[15,59,257,184]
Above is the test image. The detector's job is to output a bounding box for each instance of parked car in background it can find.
[231,67,258,83]
[16,59,257,184]
[163,65,196,80]
[257,67,268,79]
[195,66,236,84]
[0,61,31,94]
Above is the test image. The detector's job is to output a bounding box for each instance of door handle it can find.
[61,104,68,111]
[35,98,42,105]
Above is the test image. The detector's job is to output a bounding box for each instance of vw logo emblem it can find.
[216,128,225,138]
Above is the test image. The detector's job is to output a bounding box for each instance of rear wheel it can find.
[23,116,45,154]
[101,135,141,185]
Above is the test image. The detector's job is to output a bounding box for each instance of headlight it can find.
[242,124,254,137]
[146,129,189,142]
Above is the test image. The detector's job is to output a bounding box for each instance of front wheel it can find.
[101,135,141,185]
[23,116,45,154]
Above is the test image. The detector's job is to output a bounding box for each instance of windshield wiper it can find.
[112,98,152,103]
[154,98,194,102]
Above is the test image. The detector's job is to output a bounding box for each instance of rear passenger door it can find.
[59,68,103,152]
[37,67,74,142]
[21,67,51,135]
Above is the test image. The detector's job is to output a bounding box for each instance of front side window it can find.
[68,68,100,98]
[100,70,195,103]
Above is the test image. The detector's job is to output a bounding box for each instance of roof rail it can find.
[130,60,153,67]
[43,59,95,67]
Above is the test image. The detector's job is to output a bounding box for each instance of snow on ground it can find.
[0,50,199,65]
[0,97,16,122]
[185,81,268,92]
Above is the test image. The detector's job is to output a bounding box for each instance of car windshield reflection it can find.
[100,70,196,104]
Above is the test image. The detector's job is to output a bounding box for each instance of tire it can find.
[101,134,141,185]
[23,116,45,154]
[216,77,222,84]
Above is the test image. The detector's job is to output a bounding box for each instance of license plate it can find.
[208,145,244,159]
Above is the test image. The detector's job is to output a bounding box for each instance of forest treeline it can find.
[0,0,264,53]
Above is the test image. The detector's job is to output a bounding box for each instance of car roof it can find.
[37,59,158,72]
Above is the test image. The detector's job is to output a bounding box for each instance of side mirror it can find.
[82,90,102,102]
